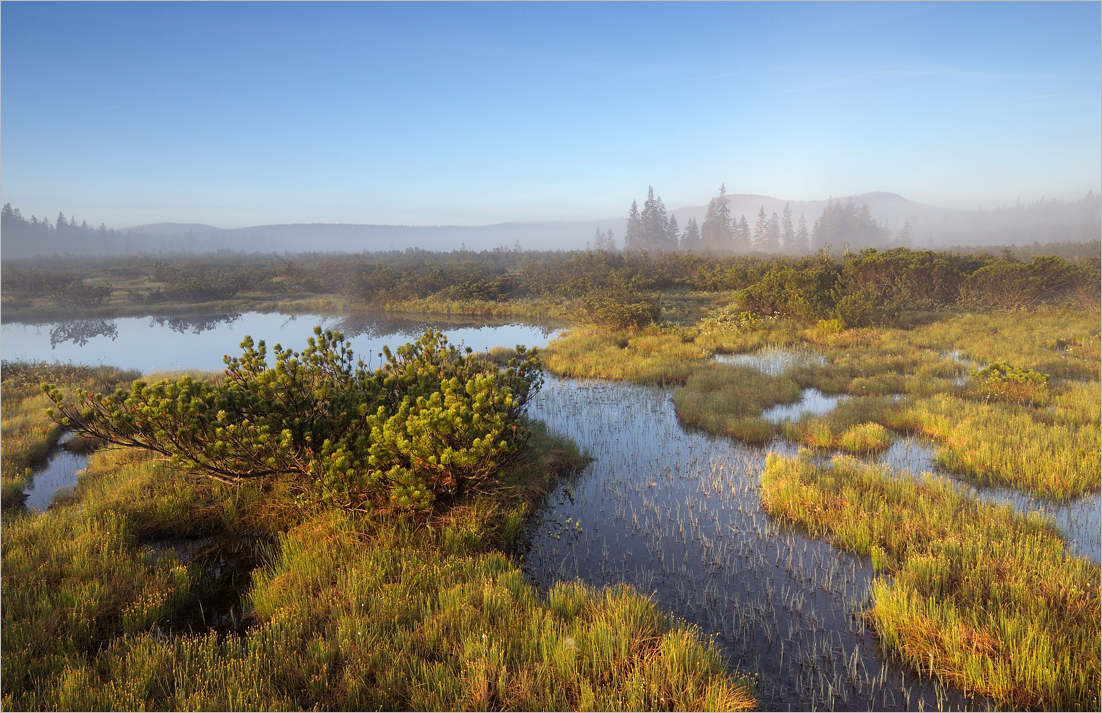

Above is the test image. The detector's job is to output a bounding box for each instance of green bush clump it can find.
[580,289,661,331]
[49,279,112,308]
[971,361,1049,405]
[44,328,541,511]
[697,304,773,335]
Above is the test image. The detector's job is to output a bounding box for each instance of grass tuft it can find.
[760,452,1100,711]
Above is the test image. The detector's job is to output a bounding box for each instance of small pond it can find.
[762,388,847,423]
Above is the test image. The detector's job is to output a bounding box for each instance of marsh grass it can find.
[1,405,754,710]
[782,396,900,452]
[542,319,802,386]
[673,363,801,443]
[760,452,1100,710]
[1,361,139,507]
[542,328,710,384]
[901,393,1101,500]
[921,308,1101,382]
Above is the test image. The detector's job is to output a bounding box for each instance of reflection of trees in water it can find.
[319,313,558,341]
[149,314,242,335]
[50,319,118,348]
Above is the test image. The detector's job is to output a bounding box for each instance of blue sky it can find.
[2,2,1099,228]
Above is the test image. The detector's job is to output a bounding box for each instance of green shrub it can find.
[833,289,901,328]
[971,361,1049,405]
[580,290,661,331]
[49,280,112,308]
[45,328,541,511]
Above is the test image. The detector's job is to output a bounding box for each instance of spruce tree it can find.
[625,200,642,251]
[782,203,795,252]
[681,217,702,252]
[752,206,769,252]
[897,220,914,249]
[796,214,810,252]
[701,184,733,252]
[736,215,750,252]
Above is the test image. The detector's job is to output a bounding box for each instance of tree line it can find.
[4,244,1098,330]
[608,186,914,254]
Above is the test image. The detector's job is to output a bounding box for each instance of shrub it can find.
[698,304,772,335]
[833,289,900,328]
[971,361,1049,405]
[580,290,661,331]
[49,280,112,308]
[44,328,542,511]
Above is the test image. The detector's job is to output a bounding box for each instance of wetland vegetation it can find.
[2,244,1099,710]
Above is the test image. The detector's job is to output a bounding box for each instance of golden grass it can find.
[672,363,800,443]
[760,452,1100,711]
[1,411,754,711]
[902,393,1100,500]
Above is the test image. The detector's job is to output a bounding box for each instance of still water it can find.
[525,377,980,711]
[0,312,559,374]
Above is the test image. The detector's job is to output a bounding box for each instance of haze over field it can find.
[2,190,1100,258]
[2,3,1099,255]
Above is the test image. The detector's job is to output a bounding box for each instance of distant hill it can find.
[3,191,1098,257]
[124,222,223,235]
[107,220,624,254]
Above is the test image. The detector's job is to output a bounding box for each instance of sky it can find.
[2,2,1099,229]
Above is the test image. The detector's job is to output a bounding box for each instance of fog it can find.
[2,189,1099,259]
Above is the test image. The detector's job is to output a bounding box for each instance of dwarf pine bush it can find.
[44,328,541,511]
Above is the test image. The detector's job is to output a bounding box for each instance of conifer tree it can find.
[897,220,914,249]
[625,200,642,251]
[736,215,750,252]
[796,213,810,252]
[667,214,680,249]
[768,211,781,252]
[681,217,702,251]
[702,184,733,252]
[752,205,769,252]
[781,203,795,252]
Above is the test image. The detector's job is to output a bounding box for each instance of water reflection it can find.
[875,436,1101,563]
[716,346,828,376]
[49,319,118,348]
[526,378,978,711]
[762,388,846,423]
[3,311,560,374]
[149,313,242,334]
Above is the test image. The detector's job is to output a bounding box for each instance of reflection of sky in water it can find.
[525,377,975,711]
[762,388,846,423]
[873,436,1101,563]
[715,346,827,376]
[1,312,559,375]
[24,434,88,513]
